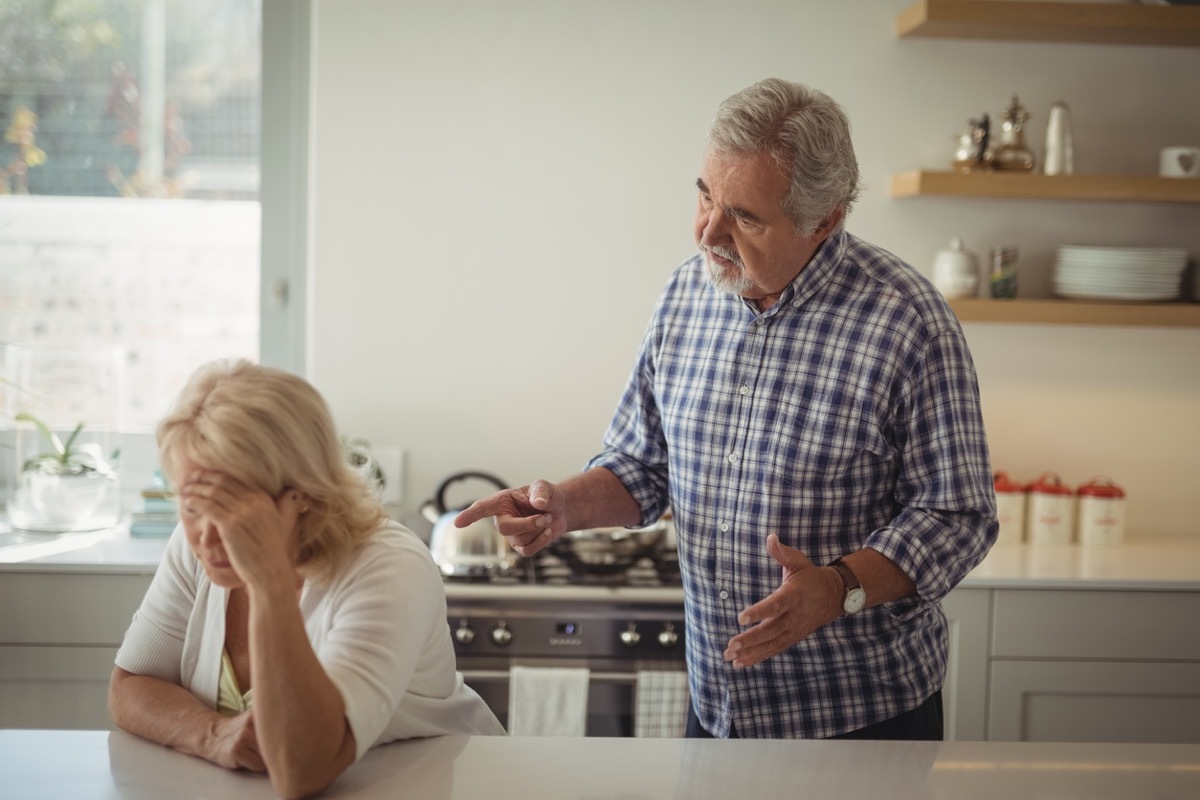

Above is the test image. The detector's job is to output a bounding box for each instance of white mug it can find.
[1160,146,1200,178]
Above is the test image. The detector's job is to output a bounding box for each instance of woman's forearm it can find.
[108,667,233,765]
[246,584,356,798]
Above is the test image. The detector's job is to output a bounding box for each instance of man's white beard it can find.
[703,245,753,296]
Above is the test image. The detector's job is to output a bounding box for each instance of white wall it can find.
[303,0,1200,538]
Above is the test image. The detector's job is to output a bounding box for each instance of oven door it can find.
[459,656,685,737]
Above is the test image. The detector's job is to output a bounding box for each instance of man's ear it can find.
[814,207,845,239]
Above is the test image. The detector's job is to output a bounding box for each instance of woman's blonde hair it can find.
[157,359,387,583]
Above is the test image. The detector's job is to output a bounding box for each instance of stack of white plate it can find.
[1053,245,1187,302]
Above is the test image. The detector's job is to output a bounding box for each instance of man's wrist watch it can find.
[829,558,866,616]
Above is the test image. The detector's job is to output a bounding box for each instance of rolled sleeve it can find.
[868,330,998,616]
[584,324,671,525]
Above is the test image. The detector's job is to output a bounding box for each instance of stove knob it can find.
[658,623,679,648]
[454,622,476,645]
[619,623,640,648]
[491,623,513,647]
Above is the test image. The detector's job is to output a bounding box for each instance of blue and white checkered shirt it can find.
[587,230,997,738]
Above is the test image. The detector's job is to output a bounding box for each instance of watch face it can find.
[844,587,867,615]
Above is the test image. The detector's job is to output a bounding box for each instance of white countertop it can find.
[3,522,1199,591]
[0,523,166,573]
[958,537,1200,591]
[4,729,1198,799]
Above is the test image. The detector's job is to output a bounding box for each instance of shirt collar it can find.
[742,228,848,318]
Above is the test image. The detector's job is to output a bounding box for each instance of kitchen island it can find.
[4,728,1199,799]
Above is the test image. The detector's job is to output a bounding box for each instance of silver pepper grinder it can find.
[1043,100,1074,176]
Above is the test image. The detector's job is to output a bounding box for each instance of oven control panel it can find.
[449,614,685,659]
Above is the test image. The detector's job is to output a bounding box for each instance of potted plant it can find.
[8,412,120,532]
[342,436,385,495]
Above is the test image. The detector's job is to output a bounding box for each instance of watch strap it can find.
[830,558,861,592]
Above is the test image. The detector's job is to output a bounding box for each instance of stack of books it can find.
[130,472,179,538]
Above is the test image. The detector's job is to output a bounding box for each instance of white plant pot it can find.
[10,471,120,532]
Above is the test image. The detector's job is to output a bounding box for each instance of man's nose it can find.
[699,208,731,246]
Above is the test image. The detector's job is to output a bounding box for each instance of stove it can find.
[443,550,687,737]
[445,548,682,588]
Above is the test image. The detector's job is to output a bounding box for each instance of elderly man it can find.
[457,78,997,740]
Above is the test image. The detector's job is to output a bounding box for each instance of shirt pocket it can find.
[765,384,894,490]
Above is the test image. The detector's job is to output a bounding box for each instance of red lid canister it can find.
[993,471,1024,494]
[1077,477,1125,499]
[1026,471,1073,496]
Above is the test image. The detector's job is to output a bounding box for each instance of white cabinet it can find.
[985,589,1200,743]
[942,585,1200,743]
[0,571,152,729]
[941,588,990,741]
[989,660,1200,743]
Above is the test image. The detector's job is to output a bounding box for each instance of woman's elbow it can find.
[268,729,357,799]
[272,773,336,800]
[107,667,134,728]
[270,761,348,800]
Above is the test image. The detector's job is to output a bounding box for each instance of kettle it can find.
[422,471,514,577]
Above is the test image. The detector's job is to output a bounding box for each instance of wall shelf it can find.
[891,170,1200,203]
[948,298,1200,328]
[897,1,1200,47]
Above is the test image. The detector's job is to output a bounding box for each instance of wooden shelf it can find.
[897,1,1200,47]
[891,170,1200,203]
[948,298,1200,328]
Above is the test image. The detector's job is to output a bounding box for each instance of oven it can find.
[445,552,687,737]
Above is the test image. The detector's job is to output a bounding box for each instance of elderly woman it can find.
[109,360,503,798]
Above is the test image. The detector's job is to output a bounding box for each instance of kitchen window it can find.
[0,0,263,433]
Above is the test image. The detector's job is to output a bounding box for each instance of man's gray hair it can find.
[708,78,862,237]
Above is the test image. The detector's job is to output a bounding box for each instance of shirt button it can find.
[720,522,729,532]
[727,453,738,464]
[739,385,750,395]
[719,590,729,600]
[756,318,765,327]
[792,300,801,308]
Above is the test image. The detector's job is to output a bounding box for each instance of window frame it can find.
[259,0,311,377]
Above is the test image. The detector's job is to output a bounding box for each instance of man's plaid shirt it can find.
[588,229,997,738]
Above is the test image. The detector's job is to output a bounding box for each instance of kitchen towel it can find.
[634,669,690,738]
[508,666,590,737]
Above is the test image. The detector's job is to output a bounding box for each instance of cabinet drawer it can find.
[989,660,1200,743]
[0,573,152,645]
[992,589,1200,661]
[0,645,119,730]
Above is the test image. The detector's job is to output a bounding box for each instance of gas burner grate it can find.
[440,550,684,588]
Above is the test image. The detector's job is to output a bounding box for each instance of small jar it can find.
[993,471,1026,546]
[990,246,1019,299]
[1077,477,1126,547]
[1026,471,1074,546]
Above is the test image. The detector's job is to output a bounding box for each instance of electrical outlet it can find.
[373,445,404,505]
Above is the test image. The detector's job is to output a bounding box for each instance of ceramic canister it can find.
[993,471,1026,546]
[932,237,981,299]
[1077,477,1126,547]
[1026,471,1075,546]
